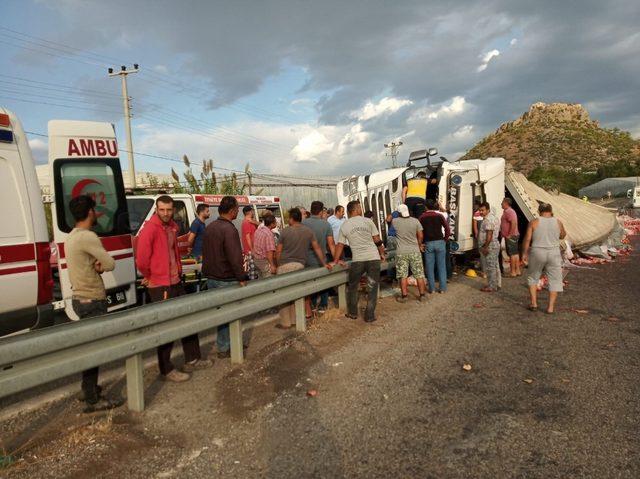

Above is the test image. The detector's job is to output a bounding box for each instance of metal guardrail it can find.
[0,264,361,412]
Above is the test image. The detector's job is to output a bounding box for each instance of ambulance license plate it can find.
[106,288,127,306]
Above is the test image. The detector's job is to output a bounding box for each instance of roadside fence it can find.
[0,263,389,412]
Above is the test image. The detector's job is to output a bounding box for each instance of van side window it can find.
[0,158,27,240]
[54,160,128,236]
[172,201,189,236]
[126,198,154,234]
[385,190,391,217]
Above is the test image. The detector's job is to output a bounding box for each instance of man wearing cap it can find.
[392,204,427,302]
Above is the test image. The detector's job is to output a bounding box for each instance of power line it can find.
[1,75,295,154]
[0,27,313,162]
[0,95,123,115]
[23,130,338,184]
[0,27,300,123]
[0,87,121,108]
[0,75,120,99]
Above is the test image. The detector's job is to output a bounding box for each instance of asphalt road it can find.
[2,237,639,479]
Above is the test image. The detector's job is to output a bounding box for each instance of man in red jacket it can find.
[136,195,212,382]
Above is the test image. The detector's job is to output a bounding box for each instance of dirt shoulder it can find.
[2,238,639,478]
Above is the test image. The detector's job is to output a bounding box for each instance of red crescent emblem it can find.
[71,179,101,198]
[71,179,105,218]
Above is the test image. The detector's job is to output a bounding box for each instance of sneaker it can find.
[183,358,213,372]
[418,294,427,303]
[82,397,122,414]
[163,369,191,382]
[396,295,409,303]
[364,317,377,323]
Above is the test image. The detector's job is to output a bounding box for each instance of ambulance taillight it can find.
[35,242,54,305]
[0,112,13,143]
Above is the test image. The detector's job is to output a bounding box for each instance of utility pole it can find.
[109,64,139,188]
[384,140,403,168]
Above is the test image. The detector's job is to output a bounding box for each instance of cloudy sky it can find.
[2,0,639,177]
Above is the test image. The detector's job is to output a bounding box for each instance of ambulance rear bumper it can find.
[0,303,54,337]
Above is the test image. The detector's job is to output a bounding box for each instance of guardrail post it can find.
[338,284,347,310]
[295,298,306,332]
[230,320,243,364]
[126,353,144,412]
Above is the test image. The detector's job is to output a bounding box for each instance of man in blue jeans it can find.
[419,199,451,293]
[201,196,248,357]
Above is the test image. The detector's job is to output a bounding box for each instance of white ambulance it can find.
[0,108,54,336]
[48,120,137,320]
[127,193,284,257]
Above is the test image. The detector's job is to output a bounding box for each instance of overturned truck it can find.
[337,152,619,256]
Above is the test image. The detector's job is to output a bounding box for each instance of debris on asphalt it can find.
[573,309,590,314]
[473,303,484,309]
[306,389,318,397]
[462,364,472,371]
[523,378,534,384]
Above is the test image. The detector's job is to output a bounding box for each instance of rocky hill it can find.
[462,102,640,174]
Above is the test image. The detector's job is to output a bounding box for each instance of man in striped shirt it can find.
[253,214,278,278]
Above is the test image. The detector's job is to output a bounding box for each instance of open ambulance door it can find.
[48,120,136,320]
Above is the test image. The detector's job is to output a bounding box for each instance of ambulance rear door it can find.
[48,120,136,319]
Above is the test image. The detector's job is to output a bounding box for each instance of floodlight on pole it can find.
[109,64,139,188]
[384,140,403,168]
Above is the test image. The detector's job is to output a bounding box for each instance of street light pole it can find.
[384,140,403,168]
[109,64,139,188]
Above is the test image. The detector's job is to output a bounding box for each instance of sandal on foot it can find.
[345,314,358,320]
[275,324,294,330]
[527,305,538,312]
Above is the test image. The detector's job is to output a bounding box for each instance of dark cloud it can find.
[27,0,640,171]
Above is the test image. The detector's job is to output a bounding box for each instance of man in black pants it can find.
[136,195,212,382]
[66,195,121,412]
[331,200,386,322]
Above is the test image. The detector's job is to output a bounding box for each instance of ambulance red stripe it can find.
[57,234,132,258]
[0,244,35,264]
[0,265,36,276]
[59,251,133,269]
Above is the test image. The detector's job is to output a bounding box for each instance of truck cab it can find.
[336,156,506,253]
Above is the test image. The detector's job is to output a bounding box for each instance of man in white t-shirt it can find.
[331,200,385,322]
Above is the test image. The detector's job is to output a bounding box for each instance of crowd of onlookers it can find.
[64,183,566,412]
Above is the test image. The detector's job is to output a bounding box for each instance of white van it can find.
[0,108,54,336]
[127,193,285,258]
[48,120,137,320]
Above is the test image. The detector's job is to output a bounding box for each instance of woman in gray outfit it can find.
[522,203,567,313]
